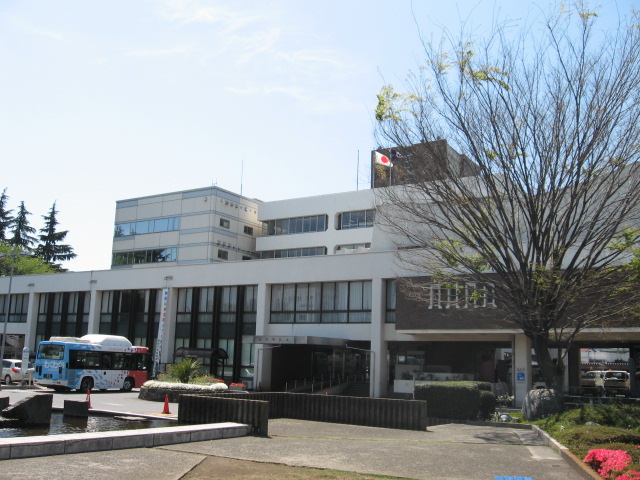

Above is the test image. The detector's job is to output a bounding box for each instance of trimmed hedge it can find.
[414,381,478,419]
[479,390,497,419]
[414,381,496,420]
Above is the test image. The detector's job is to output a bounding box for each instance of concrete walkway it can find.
[0,418,586,480]
[0,388,590,480]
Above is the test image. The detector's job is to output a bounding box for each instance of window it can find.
[263,215,328,236]
[428,283,496,309]
[220,218,230,229]
[338,209,375,230]
[114,217,180,237]
[261,247,326,259]
[0,294,28,323]
[336,243,371,253]
[244,225,254,235]
[218,249,229,260]
[111,248,177,266]
[386,279,396,323]
[270,281,372,324]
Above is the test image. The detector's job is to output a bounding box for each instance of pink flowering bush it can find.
[617,470,640,480]
[584,449,632,479]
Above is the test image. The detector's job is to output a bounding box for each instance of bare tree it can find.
[374,4,640,391]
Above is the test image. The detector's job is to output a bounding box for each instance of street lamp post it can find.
[0,247,30,362]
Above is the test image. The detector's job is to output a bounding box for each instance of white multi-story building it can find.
[112,186,262,266]
[1,182,639,406]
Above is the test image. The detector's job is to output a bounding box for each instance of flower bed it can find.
[584,449,640,480]
[138,380,229,402]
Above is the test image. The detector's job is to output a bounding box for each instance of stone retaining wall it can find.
[177,391,428,432]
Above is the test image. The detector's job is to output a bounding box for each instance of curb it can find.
[531,425,601,480]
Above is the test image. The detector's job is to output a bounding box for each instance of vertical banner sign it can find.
[152,287,169,378]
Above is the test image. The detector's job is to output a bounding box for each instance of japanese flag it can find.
[374,151,393,167]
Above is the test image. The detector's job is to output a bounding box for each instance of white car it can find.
[2,359,35,385]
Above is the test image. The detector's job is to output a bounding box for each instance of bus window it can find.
[114,353,125,369]
[135,354,147,370]
[102,353,112,369]
[69,350,102,369]
[38,344,64,360]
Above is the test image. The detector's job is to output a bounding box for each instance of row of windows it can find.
[174,286,257,381]
[112,248,177,266]
[429,283,496,309]
[336,243,371,252]
[0,294,28,323]
[263,215,328,236]
[270,281,372,323]
[38,292,90,316]
[260,247,327,259]
[262,209,376,237]
[338,209,375,230]
[114,217,180,237]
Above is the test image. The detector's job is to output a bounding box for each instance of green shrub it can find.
[536,404,640,435]
[479,390,497,419]
[167,358,202,384]
[554,425,640,452]
[472,381,493,392]
[414,381,481,420]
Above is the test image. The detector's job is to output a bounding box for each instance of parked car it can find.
[1,359,35,385]
[602,370,630,396]
[580,370,604,395]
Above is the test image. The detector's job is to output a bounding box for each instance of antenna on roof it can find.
[240,158,244,196]
[357,150,359,191]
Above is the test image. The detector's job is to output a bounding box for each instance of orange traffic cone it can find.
[86,390,92,409]
[162,394,171,414]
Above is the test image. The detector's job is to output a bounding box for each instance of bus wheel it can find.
[79,377,94,393]
[121,377,134,392]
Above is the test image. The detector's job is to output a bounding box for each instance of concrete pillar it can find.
[254,282,271,390]
[25,291,38,351]
[86,287,100,334]
[370,278,387,398]
[513,334,532,407]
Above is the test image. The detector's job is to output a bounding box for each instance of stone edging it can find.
[0,422,250,460]
[456,419,599,480]
[531,425,601,480]
[138,385,227,402]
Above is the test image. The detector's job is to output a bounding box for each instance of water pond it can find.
[0,412,176,438]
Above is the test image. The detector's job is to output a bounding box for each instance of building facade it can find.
[1,185,639,406]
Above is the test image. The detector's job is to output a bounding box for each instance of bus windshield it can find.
[38,343,65,360]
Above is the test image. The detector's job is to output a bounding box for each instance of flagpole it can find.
[357,150,359,191]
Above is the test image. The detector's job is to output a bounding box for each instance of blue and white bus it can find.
[34,334,149,392]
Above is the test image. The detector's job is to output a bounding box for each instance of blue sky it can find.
[0,0,631,271]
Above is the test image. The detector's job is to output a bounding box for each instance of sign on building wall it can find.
[152,288,169,378]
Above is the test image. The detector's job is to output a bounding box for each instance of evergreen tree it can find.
[10,201,37,251]
[35,202,76,269]
[0,188,13,241]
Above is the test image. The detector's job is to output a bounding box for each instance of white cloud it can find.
[9,15,71,44]
[159,0,262,33]
[227,83,360,115]
[276,49,358,77]
[126,46,192,57]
